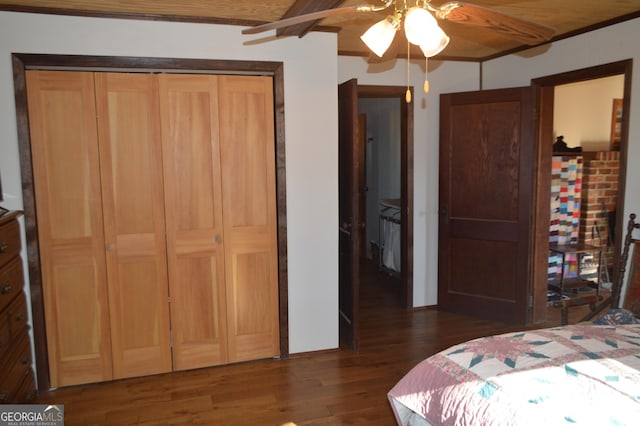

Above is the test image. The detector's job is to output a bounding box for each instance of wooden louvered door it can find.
[26,70,113,387]
[94,73,172,378]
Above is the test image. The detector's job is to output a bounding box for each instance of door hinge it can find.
[169,329,173,348]
[528,295,533,308]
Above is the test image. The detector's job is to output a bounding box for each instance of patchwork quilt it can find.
[388,324,640,425]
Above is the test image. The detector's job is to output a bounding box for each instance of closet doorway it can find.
[13,54,290,391]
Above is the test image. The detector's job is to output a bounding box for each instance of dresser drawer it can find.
[0,331,32,404]
[13,366,36,403]
[0,256,24,312]
[0,311,9,360]
[7,291,28,340]
[0,218,21,266]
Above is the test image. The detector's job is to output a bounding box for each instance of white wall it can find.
[554,75,624,151]
[0,12,339,355]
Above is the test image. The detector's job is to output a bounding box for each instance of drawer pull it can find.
[1,283,11,294]
[21,355,30,365]
[0,240,7,253]
[0,389,8,403]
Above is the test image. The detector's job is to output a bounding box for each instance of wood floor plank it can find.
[35,259,589,425]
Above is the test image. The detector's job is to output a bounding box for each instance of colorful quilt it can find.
[548,156,583,281]
[388,324,640,425]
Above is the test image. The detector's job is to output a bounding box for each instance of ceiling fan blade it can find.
[437,2,555,45]
[242,5,366,35]
[276,0,347,37]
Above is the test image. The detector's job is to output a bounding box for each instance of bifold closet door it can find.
[218,75,279,362]
[26,71,113,387]
[158,74,229,370]
[94,73,172,379]
[158,74,280,368]
[27,70,172,386]
[28,70,280,385]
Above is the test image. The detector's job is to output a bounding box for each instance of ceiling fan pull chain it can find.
[405,39,412,103]
[424,57,430,93]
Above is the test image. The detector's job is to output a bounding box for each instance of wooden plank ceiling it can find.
[2,0,640,61]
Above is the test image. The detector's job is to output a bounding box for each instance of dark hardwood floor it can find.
[35,259,590,425]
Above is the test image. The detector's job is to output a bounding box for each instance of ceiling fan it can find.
[242,0,556,50]
[242,0,555,100]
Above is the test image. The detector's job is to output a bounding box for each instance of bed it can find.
[388,322,640,425]
[388,213,640,425]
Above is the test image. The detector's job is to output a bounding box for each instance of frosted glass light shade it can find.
[419,27,450,57]
[360,15,400,57]
[403,7,438,45]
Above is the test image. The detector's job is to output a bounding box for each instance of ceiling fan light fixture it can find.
[360,14,400,57]
[419,27,450,57]
[403,6,438,46]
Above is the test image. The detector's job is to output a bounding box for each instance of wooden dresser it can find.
[0,211,36,403]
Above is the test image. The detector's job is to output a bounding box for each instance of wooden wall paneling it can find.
[158,74,229,370]
[26,70,113,387]
[94,73,172,378]
[218,75,280,362]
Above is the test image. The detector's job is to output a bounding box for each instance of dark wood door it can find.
[358,113,367,256]
[338,79,363,350]
[438,87,538,324]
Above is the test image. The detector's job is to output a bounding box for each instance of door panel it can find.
[158,74,229,370]
[94,73,172,378]
[218,75,279,362]
[338,79,361,350]
[439,87,537,324]
[28,70,280,384]
[26,70,113,387]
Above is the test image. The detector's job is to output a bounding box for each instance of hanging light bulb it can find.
[360,14,400,57]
